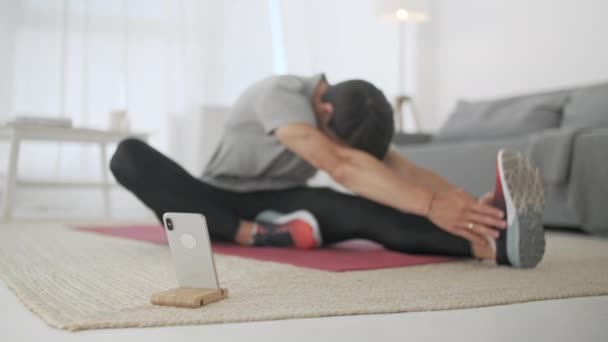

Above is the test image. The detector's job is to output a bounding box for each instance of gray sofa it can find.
[395,82,608,236]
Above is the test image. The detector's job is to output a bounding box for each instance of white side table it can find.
[0,125,148,220]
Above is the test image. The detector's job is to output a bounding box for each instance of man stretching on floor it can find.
[110,74,546,268]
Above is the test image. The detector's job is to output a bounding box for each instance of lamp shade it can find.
[377,0,430,22]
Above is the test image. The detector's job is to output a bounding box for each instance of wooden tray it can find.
[151,287,228,308]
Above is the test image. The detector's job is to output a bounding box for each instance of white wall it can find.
[421,0,608,130]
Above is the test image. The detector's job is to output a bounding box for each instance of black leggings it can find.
[109,138,471,257]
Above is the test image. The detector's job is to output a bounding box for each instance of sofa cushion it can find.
[527,128,583,185]
[562,82,608,128]
[436,91,570,142]
[567,128,608,235]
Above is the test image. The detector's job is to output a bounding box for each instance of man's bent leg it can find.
[109,138,241,241]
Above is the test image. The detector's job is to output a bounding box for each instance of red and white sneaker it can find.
[492,149,546,268]
[251,210,322,249]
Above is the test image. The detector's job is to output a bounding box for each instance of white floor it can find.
[2,282,607,342]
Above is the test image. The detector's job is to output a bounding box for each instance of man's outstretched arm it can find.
[275,123,506,245]
[383,148,456,193]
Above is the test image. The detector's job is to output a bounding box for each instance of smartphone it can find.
[162,212,220,289]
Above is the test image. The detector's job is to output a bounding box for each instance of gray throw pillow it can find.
[436,91,569,142]
[562,83,608,128]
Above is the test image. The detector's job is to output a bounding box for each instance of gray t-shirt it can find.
[201,74,325,192]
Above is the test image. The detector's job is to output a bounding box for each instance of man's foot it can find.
[471,240,496,260]
[251,210,322,249]
[492,149,546,268]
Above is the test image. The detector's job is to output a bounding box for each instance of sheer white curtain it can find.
[279,0,403,103]
[0,0,275,180]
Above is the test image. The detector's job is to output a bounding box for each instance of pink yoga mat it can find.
[78,225,455,272]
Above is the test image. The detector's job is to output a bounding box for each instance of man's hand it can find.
[427,189,506,245]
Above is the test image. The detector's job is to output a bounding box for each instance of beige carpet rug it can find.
[1,223,607,331]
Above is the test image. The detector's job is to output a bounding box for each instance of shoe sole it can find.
[498,150,546,268]
[255,209,323,247]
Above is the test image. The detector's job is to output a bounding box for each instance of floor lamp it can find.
[377,0,430,132]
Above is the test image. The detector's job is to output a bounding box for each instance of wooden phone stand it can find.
[151,287,228,308]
